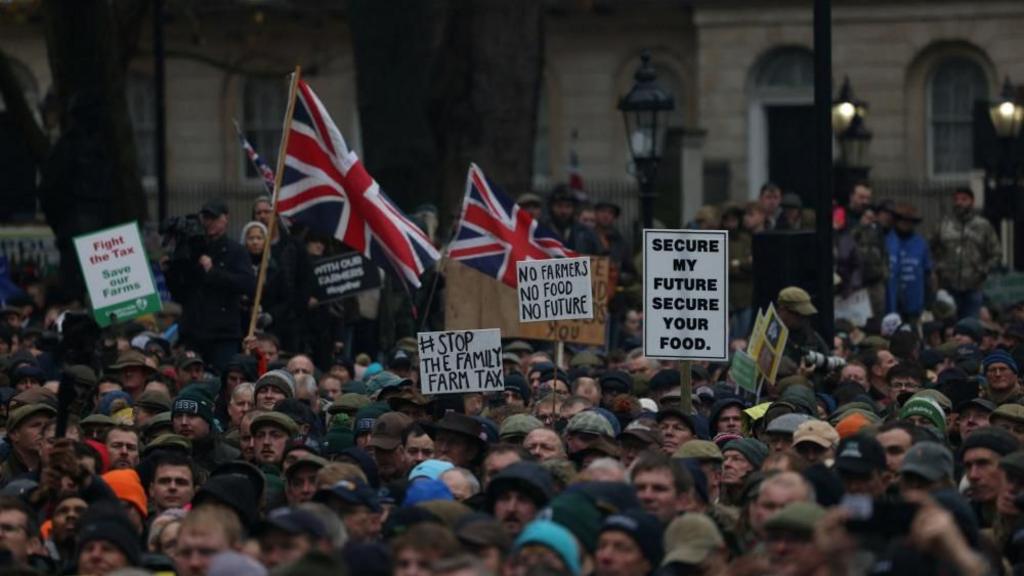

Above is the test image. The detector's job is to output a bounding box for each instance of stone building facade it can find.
[1,0,1023,226]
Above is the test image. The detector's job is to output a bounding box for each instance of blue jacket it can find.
[886,231,932,316]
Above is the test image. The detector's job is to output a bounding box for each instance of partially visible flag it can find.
[567,128,584,193]
[233,120,276,195]
[450,163,577,287]
[277,79,439,289]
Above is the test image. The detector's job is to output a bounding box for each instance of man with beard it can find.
[251,412,300,470]
[932,187,1000,319]
[545,185,600,254]
[367,412,412,483]
[486,461,554,539]
[104,426,140,470]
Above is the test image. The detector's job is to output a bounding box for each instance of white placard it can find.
[644,229,729,361]
[516,257,593,322]
[73,222,162,327]
[418,328,504,395]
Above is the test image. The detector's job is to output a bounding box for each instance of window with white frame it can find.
[126,72,156,179]
[242,77,287,179]
[928,57,988,177]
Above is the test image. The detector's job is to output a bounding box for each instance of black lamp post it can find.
[832,76,872,206]
[618,51,674,230]
[987,77,1023,267]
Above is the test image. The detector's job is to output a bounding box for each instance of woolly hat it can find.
[899,396,946,434]
[960,426,1021,458]
[171,385,215,429]
[600,509,664,568]
[402,479,454,507]
[101,469,148,519]
[835,412,873,439]
[722,438,768,468]
[983,349,1019,375]
[546,491,602,553]
[514,520,581,576]
[254,369,296,399]
[76,508,141,567]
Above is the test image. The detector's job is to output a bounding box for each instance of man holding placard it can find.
[165,200,255,371]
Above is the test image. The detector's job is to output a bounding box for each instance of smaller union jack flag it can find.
[450,164,577,287]
[233,120,276,194]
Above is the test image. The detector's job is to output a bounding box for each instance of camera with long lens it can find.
[803,350,846,372]
[159,214,205,261]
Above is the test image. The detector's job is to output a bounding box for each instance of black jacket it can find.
[167,234,255,341]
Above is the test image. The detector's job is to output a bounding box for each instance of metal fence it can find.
[871,178,967,234]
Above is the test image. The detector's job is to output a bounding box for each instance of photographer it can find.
[164,200,255,371]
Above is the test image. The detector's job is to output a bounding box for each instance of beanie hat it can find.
[323,415,355,456]
[402,479,454,507]
[960,427,1021,458]
[172,384,216,427]
[983,350,1019,375]
[514,520,582,576]
[899,397,946,434]
[722,438,769,469]
[835,412,873,439]
[254,369,296,399]
[76,508,141,566]
[504,373,531,405]
[600,509,664,568]
[545,491,602,553]
[97,390,133,416]
[102,469,148,519]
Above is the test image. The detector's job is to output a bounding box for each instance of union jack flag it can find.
[233,120,276,195]
[277,80,439,289]
[450,163,577,287]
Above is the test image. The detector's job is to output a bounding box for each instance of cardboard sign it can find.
[731,350,758,394]
[748,303,789,384]
[517,257,593,323]
[311,252,381,304]
[643,229,729,361]
[418,328,503,395]
[834,288,872,327]
[73,222,161,327]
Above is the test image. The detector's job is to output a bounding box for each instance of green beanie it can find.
[899,397,946,434]
[324,414,355,455]
[172,384,216,428]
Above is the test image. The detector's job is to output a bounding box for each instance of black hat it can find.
[487,461,555,510]
[434,412,490,446]
[193,473,260,530]
[655,407,696,433]
[600,509,664,567]
[538,366,570,385]
[200,199,229,217]
[960,427,1021,458]
[599,371,632,394]
[76,507,141,567]
[504,373,531,404]
[258,507,329,540]
[648,369,681,392]
[833,434,886,475]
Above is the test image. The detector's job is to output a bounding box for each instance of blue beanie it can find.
[514,520,581,576]
[983,350,1019,375]
[402,479,453,507]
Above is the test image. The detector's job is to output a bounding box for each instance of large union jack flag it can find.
[233,120,276,195]
[450,163,577,287]
[277,80,439,289]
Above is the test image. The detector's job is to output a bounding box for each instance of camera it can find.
[803,350,847,372]
[160,213,206,261]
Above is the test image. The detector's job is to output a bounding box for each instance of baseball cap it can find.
[833,435,886,475]
[792,420,839,449]
[409,459,454,481]
[900,441,953,481]
[313,478,381,512]
[777,286,817,316]
[662,513,724,566]
[367,412,413,450]
[200,199,229,217]
[258,507,328,540]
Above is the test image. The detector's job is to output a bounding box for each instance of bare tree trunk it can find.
[430,0,544,223]
[349,0,544,227]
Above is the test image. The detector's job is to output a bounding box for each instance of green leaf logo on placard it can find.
[135,297,148,310]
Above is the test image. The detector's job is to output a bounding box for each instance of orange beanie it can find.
[835,412,871,439]
[101,469,148,519]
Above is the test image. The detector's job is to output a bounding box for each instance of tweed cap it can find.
[500,414,544,441]
[566,411,614,437]
[673,440,723,462]
[250,412,299,436]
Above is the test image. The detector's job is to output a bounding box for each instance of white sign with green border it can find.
[73,221,161,327]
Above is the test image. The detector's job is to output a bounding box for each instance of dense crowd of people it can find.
[0,180,1021,576]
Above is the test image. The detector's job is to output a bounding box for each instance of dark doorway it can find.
[766,104,815,203]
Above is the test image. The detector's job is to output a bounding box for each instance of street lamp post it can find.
[832,76,872,207]
[987,77,1023,267]
[618,51,675,230]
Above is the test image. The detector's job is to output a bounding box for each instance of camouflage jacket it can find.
[931,211,1001,291]
[850,223,888,285]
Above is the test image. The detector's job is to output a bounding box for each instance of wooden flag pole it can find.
[247,66,302,339]
[680,359,693,415]
[554,339,564,415]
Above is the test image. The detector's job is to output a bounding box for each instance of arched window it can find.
[928,57,988,177]
[242,77,287,179]
[126,73,155,178]
[754,48,814,95]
